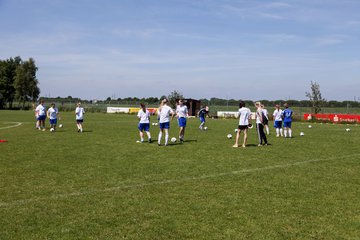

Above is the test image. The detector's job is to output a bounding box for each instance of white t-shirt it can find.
[137,109,150,124]
[238,107,251,126]
[158,105,174,123]
[256,108,263,124]
[176,105,188,118]
[47,107,58,120]
[273,109,283,121]
[75,107,85,120]
[36,104,46,116]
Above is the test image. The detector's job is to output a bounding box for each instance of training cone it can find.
[0,139,8,143]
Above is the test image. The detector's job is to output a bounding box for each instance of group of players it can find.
[137,99,293,147]
[34,100,85,133]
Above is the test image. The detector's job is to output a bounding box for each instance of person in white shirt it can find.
[255,102,268,146]
[272,104,283,137]
[261,104,270,135]
[233,101,251,148]
[75,102,85,133]
[176,99,189,143]
[137,103,152,143]
[47,103,60,131]
[157,99,174,146]
[35,99,46,131]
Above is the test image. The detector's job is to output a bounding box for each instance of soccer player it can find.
[75,102,85,133]
[255,102,268,146]
[261,104,270,135]
[176,99,189,143]
[157,99,174,146]
[137,103,152,143]
[47,103,60,131]
[273,104,283,137]
[198,105,209,130]
[233,101,251,148]
[282,103,293,138]
[35,99,46,131]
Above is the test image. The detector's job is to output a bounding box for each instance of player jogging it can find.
[273,104,283,137]
[157,99,174,146]
[75,102,85,133]
[47,103,60,131]
[176,99,189,143]
[282,103,293,138]
[198,105,209,130]
[233,101,251,148]
[255,102,268,146]
[137,103,152,143]
[35,99,46,131]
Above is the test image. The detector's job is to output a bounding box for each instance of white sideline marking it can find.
[0,122,22,130]
[0,153,359,208]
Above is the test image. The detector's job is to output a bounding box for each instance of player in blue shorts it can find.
[282,103,293,138]
[137,103,152,143]
[272,104,283,137]
[47,103,60,131]
[176,99,189,143]
[35,99,46,131]
[157,99,174,146]
[198,105,209,130]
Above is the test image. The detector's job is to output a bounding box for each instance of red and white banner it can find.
[304,113,360,123]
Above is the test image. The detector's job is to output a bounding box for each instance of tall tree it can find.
[168,90,184,109]
[0,56,22,108]
[305,81,325,114]
[14,58,40,108]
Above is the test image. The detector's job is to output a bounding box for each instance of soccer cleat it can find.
[232,144,238,148]
[148,138,152,143]
[241,144,246,148]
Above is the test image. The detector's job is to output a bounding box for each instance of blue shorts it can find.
[49,119,57,125]
[274,120,282,128]
[200,117,205,123]
[37,115,46,121]
[138,123,150,132]
[283,121,292,128]
[178,117,187,127]
[159,122,170,129]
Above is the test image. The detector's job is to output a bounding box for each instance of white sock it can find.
[146,132,151,139]
[289,129,292,138]
[165,133,169,145]
[284,129,288,137]
[280,128,283,136]
[158,132,162,144]
[276,128,279,136]
[266,126,269,135]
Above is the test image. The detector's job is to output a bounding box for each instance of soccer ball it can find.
[171,137,177,143]
[155,123,158,126]
[234,128,238,132]
[59,124,63,128]
[346,128,351,132]
[152,123,155,126]
[204,126,208,130]
[300,132,304,136]
[227,134,232,139]
[308,125,312,128]
[50,128,55,132]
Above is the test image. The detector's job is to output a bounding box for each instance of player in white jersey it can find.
[272,104,283,137]
[157,99,174,146]
[35,99,46,131]
[255,102,268,146]
[176,99,189,143]
[47,103,60,131]
[137,103,152,143]
[233,101,251,148]
[261,104,270,135]
[75,102,85,133]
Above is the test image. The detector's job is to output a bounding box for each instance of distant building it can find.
[183,99,201,116]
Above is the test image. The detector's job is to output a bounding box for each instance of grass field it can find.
[1,110,360,239]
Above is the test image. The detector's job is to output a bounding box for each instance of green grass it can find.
[1,110,360,239]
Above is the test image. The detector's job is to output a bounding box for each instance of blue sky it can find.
[1,0,360,100]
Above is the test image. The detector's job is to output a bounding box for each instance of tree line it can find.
[0,56,40,109]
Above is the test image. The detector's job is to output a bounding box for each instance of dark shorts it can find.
[263,118,269,125]
[274,120,282,128]
[37,115,46,121]
[49,119,57,125]
[283,121,292,128]
[138,123,150,131]
[178,117,187,127]
[159,122,170,129]
[76,119,84,123]
[238,125,248,130]
[200,117,205,123]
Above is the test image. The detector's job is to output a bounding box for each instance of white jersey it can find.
[273,109,283,121]
[238,107,251,126]
[137,109,150,124]
[158,105,173,123]
[75,107,85,120]
[47,107,58,120]
[35,104,46,116]
[176,105,188,118]
[262,109,269,120]
[256,108,263,124]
